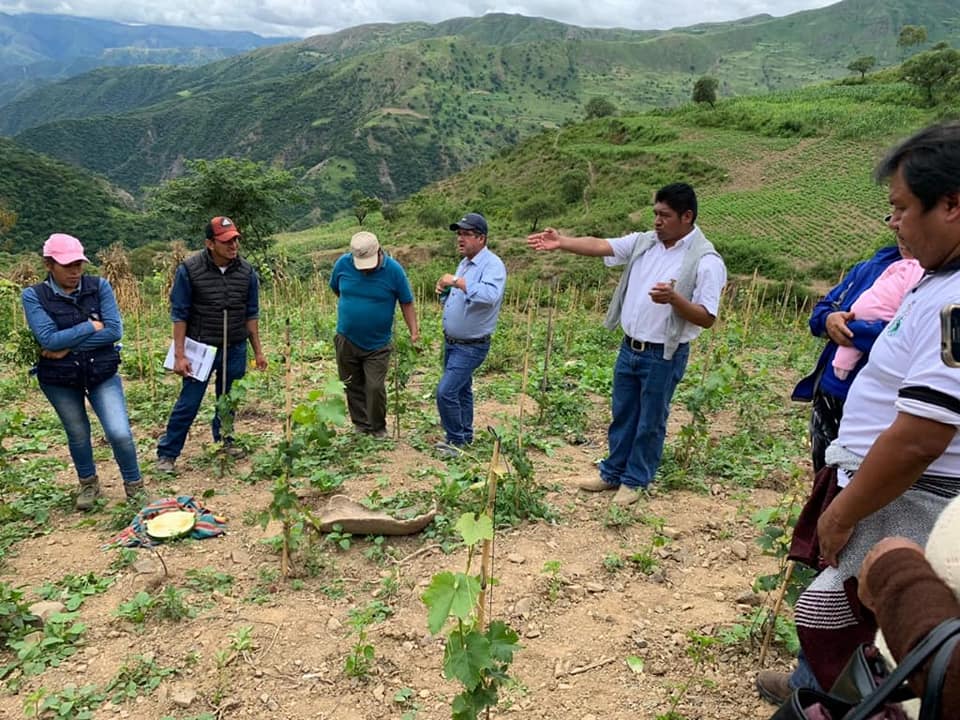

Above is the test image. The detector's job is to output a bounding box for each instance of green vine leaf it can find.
[485,621,519,663]
[443,629,492,691]
[421,572,481,634]
[455,513,493,547]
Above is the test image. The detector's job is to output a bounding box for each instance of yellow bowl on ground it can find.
[145,511,196,540]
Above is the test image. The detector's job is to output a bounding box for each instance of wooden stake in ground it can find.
[281,317,294,578]
[759,560,795,666]
[539,277,558,408]
[476,431,502,629]
[517,302,534,450]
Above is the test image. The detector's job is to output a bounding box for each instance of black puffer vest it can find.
[182,251,254,347]
[32,275,121,390]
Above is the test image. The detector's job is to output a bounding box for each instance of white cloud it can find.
[0,0,840,38]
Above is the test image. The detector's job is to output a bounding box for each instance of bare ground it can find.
[0,392,798,720]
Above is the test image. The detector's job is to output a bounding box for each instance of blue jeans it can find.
[157,341,247,460]
[40,373,141,484]
[598,340,689,489]
[436,341,490,446]
[790,649,824,692]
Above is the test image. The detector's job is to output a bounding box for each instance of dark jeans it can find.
[40,373,141,484]
[598,339,689,489]
[437,340,490,446]
[157,341,247,460]
[810,388,845,473]
[334,334,392,434]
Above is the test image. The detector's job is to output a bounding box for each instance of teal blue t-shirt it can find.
[329,253,414,350]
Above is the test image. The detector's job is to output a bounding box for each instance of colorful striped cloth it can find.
[103,495,227,548]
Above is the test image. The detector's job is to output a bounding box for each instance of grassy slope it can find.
[273,79,946,287]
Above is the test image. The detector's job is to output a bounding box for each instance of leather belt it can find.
[624,335,664,353]
[445,334,491,345]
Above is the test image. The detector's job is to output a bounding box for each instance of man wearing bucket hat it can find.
[330,231,419,437]
[434,212,506,457]
[156,216,267,472]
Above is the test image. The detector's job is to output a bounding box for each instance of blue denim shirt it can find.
[441,246,506,340]
[22,276,122,351]
[169,258,260,323]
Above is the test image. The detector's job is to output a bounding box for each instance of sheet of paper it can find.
[163,337,217,382]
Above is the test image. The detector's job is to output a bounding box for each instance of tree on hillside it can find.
[902,45,960,105]
[898,25,928,55]
[514,196,559,233]
[0,199,17,248]
[147,158,303,257]
[584,96,616,119]
[692,76,719,107]
[847,56,877,81]
[381,204,401,223]
[351,191,382,226]
[558,170,589,205]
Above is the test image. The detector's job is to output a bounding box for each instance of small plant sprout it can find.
[541,559,563,601]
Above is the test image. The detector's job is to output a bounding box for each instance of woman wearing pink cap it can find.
[21,233,144,510]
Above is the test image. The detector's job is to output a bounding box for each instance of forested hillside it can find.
[0,138,169,256]
[1,0,957,223]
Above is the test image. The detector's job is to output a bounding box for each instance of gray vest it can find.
[603,227,719,359]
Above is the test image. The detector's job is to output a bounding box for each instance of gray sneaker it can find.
[124,480,148,507]
[155,456,177,473]
[433,441,462,459]
[75,475,101,511]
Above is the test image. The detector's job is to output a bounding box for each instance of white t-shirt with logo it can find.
[837,269,960,479]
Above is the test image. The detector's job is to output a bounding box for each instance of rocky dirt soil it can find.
[0,390,798,720]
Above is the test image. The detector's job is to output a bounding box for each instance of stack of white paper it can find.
[163,338,217,382]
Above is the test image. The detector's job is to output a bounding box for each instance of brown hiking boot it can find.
[577,477,618,492]
[124,480,148,508]
[756,670,792,705]
[75,475,101,511]
[613,484,642,506]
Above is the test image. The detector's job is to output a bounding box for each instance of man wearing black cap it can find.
[156,216,267,472]
[434,212,507,456]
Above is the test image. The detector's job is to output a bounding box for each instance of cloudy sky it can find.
[0,0,840,38]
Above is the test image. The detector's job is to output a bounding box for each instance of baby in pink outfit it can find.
[832,243,924,380]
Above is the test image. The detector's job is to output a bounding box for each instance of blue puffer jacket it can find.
[792,245,903,402]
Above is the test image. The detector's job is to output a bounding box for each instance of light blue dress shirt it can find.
[441,246,507,340]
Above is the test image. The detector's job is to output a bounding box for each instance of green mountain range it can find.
[0,0,957,231]
[0,12,290,106]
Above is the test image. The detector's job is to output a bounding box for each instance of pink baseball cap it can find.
[42,234,89,264]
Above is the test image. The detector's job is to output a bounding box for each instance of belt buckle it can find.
[631,338,646,352]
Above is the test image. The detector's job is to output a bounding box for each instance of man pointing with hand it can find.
[528,183,726,505]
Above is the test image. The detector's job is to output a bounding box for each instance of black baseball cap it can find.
[450,212,488,237]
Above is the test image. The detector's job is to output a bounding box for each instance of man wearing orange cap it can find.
[156,217,267,472]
